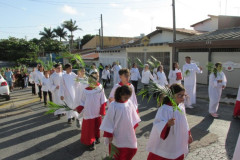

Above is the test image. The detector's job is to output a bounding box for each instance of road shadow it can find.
[3,130,80,160]
[225,118,240,159]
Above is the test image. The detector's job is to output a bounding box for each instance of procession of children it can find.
[11,55,240,160]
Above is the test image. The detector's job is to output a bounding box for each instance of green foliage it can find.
[0,37,39,61]
[38,39,67,54]
[135,58,144,68]
[138,81,182,113]
[39,27,57,40]
[45,101,72,115]
[102,143,119,160]
[60,52,85,68]
[81,34,95,47]
[147,56,161,69]
[36,59,56,71]
[53,26,67,41]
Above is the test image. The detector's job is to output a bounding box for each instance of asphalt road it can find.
[0,86,239,160]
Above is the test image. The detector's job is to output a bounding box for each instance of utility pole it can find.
[172,0,177,63]
[101,14,104,49]
[99,29,101,49]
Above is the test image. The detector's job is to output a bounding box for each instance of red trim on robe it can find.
[233,100,240,116]
[109,144,137,160]
[100,102,107,116]
[134,123,139,130]
[136,109,139,113]
[75,105,84,113]
[85,82,101,90]
[119,82,131,86]
[103,131,113,138]
[160,123,170,140]
[147,152,184,160]
[81,117,102,145]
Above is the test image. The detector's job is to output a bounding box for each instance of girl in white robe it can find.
[109,68,138,113]
[233,85,240,119]
[156,65,168,87]
[168,62,183,85]
[146,84,193,160]
[59,63,78,124]
[208,63,227,118]
[100,85,141,160]
[111,62,122,85]
[74,68,88,127]
[75,72,107,150]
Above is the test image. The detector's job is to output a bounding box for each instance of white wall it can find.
[212,52,240,88]
[149,31,191,44]
[178,52,209,84]
[193,17,218,32]
[99,50,127,68]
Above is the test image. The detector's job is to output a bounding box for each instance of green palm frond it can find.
[102,143,119,160]
[45,101,72,115]
[151,56,161,67]
[138,81,182,113]
[135,58,144,68]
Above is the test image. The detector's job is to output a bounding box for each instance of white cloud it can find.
[109,3,120,7]
[61,5,78,15]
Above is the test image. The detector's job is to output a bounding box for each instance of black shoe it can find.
[89,143,96,150]
[57,115,61,120]
[95,138,100,144]
[72,117,75,121]
[68,119,72,124]
[61,113,65,116]
[76,120,80,128]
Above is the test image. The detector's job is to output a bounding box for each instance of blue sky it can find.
[0,0,239,40]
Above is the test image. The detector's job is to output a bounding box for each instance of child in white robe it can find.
[74,67,88,127]
[41,71,52,105]
[59,63,78,124]
[168,62,182,85]
[233,85,240,119]
[100,85,141,160]
[156,65,169,87]
[146,84,193,160]
[75,72,107,150]
[208,63,227,118]
[109,68,139,113]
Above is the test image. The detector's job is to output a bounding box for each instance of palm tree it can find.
[39,27,56,39]
[62,19,82,50]
[53,26,67,42]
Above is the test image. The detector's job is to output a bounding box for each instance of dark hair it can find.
[157,65,163,72]
[89,72,98,81]
[215,62,222,68]
[54,63,61,68]
[44,71,49,75]
[105,65,108,68]
[119,68,130,76]
[162,83,185,105]
[185,56,191,59]
[114,85,132,102]
[132,63,136,68]
[172,62,178,70]
[64,63,72,69]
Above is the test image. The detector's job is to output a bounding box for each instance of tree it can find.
[62,19,82,50]
[39,27,56,40]
[81,34,95,48]
[53,26,67,41]
[0,37,39,61]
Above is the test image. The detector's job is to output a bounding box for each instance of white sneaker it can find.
[186,105,194,109]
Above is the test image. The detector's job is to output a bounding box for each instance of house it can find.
[191,15,240,32]
[173,27,240,88]
[98,27,199,75]
[82,36,138,50]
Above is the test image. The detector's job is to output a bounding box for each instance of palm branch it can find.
[102,143,119,160]
[135,58,144,68]
[138,81,182,113]
[45,101,72,115]
[150,56,161,67]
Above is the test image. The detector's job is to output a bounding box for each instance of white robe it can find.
[49,72,65,115]
[109,83,138,112]
[183,63,202,105]
[233,133,240,160]
[146,104,189,159]
[168,69,182,85]
[156,71,168,86]
[80,84,107,119]
[59,72,78,119]
[111,65,122,85]
[208,71,227,114]
[100,100,141,148]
